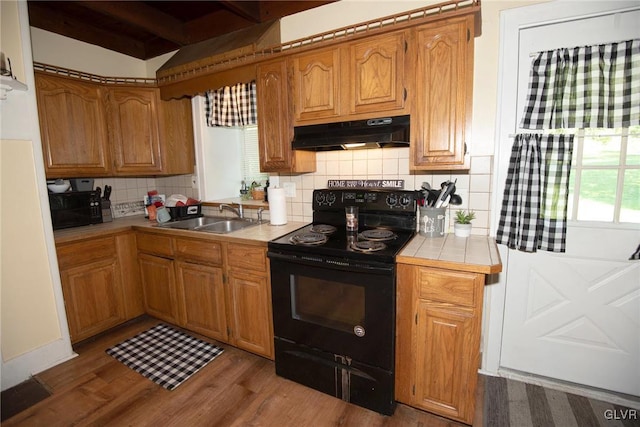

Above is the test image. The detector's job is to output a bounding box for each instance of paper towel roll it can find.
[268,187,287,225]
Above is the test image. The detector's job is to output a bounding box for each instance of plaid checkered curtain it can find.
[497,134,574,252]
[205,81,257,127]
[520,39,640,129]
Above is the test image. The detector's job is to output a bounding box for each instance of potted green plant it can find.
[454,210,475,237]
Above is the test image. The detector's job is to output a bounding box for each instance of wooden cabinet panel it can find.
[107,88,162,174]
[257,60,315,173]
[158,97,195,175]
[348,32,407,115]
[414,304,478,421]
[138,253,179,323]
[136,232,174,258]
[416,268,481,308]
[60,258,125,342]
[227,269,273,359]
[396,263,484,424]
[175,238,222,265]
[292,48,341,123]
[35,73,111,177]
[411,16,473,170]
[227,244,267,272]
[116,233,144,319]
[175,261,227,341]
[57,236,116,269]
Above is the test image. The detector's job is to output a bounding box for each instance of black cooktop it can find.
[269,223,415,264]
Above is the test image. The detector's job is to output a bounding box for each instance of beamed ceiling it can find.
[27,1,336,60]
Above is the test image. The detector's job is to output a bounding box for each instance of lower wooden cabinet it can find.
[227,243,273,359]
[56,233,142,343]
[175,261,227,342]
[138,253,179,324]
[395,263,484,424]
[136,232,274,359]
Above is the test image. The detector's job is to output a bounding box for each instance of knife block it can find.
[101,200,113,223]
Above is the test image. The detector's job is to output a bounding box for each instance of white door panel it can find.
[498,5,640,396]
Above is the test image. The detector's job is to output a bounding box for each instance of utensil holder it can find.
[419,207,446,237]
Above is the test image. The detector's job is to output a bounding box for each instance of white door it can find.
[497,6,640,396]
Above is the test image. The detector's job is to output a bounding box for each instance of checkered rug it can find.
[106,324,224,390]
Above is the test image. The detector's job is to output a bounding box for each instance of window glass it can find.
[621,169,640,223]
[582,129,621,166]
[575,169,617,222]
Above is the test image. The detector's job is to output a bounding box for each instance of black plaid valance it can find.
[205,81,257,127]
[520,39,640,129]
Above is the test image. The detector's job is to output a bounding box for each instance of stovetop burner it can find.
[289,231,328,246]
[350,240,387,253]
[310,224,337,234]
[360,229,396,242]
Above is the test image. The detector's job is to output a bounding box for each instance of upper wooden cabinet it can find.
[106,87,163,175]
[256,59,315,173]
[347,32,408,115]
[290,32,409,126]
[35,70,194,177]
[410,16,474,171]
[291,47,341,123]
[35,73,111,177]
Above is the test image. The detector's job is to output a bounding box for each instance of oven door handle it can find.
[267,251,394,274]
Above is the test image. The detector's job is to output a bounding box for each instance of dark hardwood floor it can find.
[3,316,482,426]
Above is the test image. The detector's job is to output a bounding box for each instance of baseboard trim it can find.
[1,339,77,391]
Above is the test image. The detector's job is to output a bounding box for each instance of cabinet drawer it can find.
[136,232,174,257]
[57,236,116,269]
[227,244,267,272]
[175,238,222,265]
[416,267,480,308]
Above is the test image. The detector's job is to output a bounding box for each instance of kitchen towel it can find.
[268,187,287,225]
[106,323,224,390]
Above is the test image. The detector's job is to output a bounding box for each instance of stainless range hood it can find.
[292,115,410,151]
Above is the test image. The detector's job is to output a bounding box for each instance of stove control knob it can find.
[354,325,366,337]
[386,194,398,207]
[327,193,336,205]
[399,195,412,207]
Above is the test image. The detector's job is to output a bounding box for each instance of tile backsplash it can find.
[276,148,493,236]
[92,149,493,236]
[93,175,197,205]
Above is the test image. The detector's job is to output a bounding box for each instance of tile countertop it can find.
[397,234,503,275]
[53,216,307,245]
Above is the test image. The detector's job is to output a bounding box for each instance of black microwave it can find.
[49,191,103,230]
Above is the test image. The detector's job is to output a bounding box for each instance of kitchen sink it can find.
[156,216,265,234]
[196,218,263,234]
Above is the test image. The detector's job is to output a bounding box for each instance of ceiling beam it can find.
[77,1,189,45]
[216,1,261,23]
[28,2,147,59]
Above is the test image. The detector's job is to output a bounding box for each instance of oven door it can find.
[268,251,395,370]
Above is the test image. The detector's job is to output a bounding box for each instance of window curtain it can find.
[520,39,640,129]
[205,81,257,127]
[497,39,640,252]
[496,134,574,253]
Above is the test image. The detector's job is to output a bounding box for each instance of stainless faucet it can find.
[219,203,244,218]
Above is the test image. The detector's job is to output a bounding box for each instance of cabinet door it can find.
[413,304,478,423]
[348,32,408,115]
[138,253,179,323]
[107,87,162,175]
[175,261,228,341]
[291,48,341,123]
[227,270,273,359]
[411,16,473,170]
[256,60,315,173]
[158,97,195,175]
[35,73,111,177]
[60,257,125,343]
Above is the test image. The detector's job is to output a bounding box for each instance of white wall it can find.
[1,0,75,390]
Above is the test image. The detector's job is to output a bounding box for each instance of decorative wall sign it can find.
[327,180,405,189]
